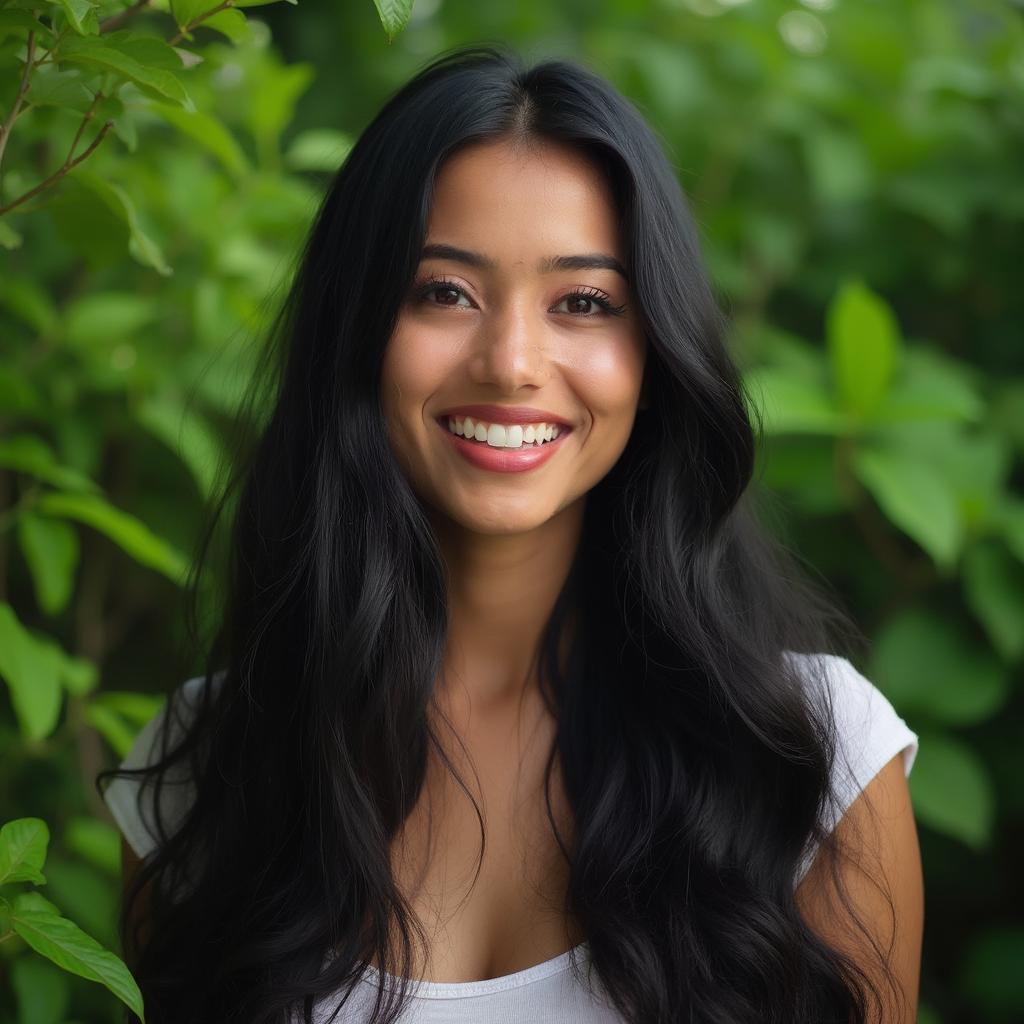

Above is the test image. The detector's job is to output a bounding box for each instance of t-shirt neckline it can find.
[359,940,589,999]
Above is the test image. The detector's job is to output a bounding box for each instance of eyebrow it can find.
[420,242,629,283]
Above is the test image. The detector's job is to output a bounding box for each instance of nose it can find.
[469,304,550,392]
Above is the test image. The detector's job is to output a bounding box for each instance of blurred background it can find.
[1,1,1021,1021]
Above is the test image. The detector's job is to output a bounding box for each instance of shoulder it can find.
[783,651,920,884]
[101,669,227,860]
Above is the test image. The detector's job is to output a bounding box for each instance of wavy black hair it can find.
[97,42,905,1024]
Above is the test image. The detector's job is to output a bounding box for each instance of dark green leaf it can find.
[872,609,1009,725]
[962,540,1024,661]
[908,730,993,849]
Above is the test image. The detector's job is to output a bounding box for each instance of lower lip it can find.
[436,419,572,473]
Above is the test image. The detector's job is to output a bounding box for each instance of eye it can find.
[413,276,627,318]
[415,275,474,309]
[554,287,628,318]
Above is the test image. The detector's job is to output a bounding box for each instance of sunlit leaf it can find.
[16,511,80,616]
[10,891,145,1022]
[58,32,190,108]
[0,604,65,741]
[34,491,189,584]
[0,817,49,887]
[826,279,901,419]
[853,443,962,567]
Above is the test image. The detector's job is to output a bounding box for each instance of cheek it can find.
[571,337,646,421]
[381,327,450,416]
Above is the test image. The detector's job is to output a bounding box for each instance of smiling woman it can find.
[96,43,922,1024]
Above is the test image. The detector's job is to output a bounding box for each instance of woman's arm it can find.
[795,752,925,1024]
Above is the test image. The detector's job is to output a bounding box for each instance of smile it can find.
[434,416,572,474]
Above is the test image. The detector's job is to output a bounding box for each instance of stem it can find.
[168,0,234,47]
[99,0,152,34]
[0,30,37,181]
[0,108,113,217]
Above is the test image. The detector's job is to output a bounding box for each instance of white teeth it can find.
[448,416,562,448]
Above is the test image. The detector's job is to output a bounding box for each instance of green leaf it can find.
[0,10,49,44]
[0,435,99,493]
[284,127,352,172]
[136,394,225,499]
[743,366,847,436]
[69,170,172,276]
[0,604,65,741]
[871,609,1009,725]
[64,291,156,346]
[200,8,249,42]
[83,701,138,758]
[34,491,189,584]
[147,102,249,177]
[853,442,962,567]
[56,0,99,35]
[62,817,121,876]
[908,730,993,849]
[91,691,164,731]
[234,0,298,6]
[170,0,219,28]
[25,67,94,110]
[101,29,189,71]
[826,279,901,419]
[245,59,314,157]
[962,540,1024,661]
[873,345,984,424]
[0,817,49,887]
[10,891,145,1022]
[371,0,414,40]
[17,512,80,616]
[59,654,98,696]
[58,32,190,108]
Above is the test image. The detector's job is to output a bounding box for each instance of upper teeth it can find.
[447,416,562,448]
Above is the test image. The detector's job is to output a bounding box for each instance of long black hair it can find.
[97,42,905,1024]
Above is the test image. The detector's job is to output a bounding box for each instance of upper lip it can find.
[437,404,573,428]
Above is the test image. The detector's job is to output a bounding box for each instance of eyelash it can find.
[412,274,628,318]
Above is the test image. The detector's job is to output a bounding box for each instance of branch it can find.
[0,29,37,180]
[0,101,113,217]
[99,0,152,34]
[168,0,234,47]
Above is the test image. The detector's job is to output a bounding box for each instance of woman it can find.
[98,44,923,1024]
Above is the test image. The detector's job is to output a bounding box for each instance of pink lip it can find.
[436,417,570,474]
[436,404,572,428]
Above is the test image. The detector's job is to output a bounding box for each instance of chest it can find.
[371,693,582,984]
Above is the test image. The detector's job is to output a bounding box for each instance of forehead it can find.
[425,139,623,264]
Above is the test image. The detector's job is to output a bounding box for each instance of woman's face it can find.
[382,138,647,536]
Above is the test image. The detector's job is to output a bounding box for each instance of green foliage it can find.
[0,817,144,1020]
[0,1,408,1019]
[1,0,1021,1020]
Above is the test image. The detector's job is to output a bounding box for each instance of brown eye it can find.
[415,276,473,308]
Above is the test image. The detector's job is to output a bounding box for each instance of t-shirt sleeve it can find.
[101,674,211,861]
[788,652,920,888]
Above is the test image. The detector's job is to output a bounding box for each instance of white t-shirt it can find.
[102,652,919,1023]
